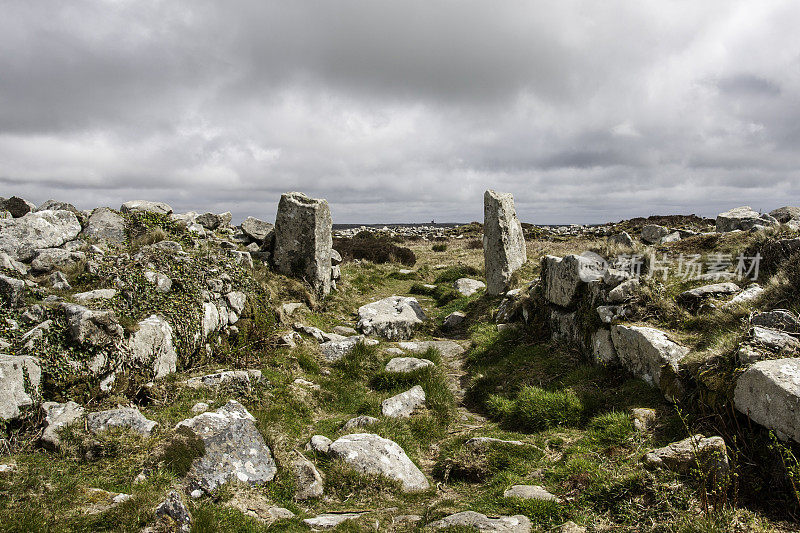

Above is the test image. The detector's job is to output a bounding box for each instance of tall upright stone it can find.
[273,192,333,297]
[483,190,526,295]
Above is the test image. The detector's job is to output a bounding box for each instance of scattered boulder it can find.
[81,207,127,245]
[241,217,274,243]
[31,248,85,273]
[87,407,157,436]
[631,408,657,432]
[660,231,682,244]
[541,254,604,308]
[342,415,379,430]
[429,511,531,532]
[292,452,324,500]
[176,400,277,494]
[608,232,634,247]
[49,271,71,291]
[643,434,729,476]
[303,514,360,530]
[0,274,25,306]
[120,200,173,215]
[607,278,640,303]
[144,270,172,292]
[126,315,177,379]
[320,335,366,362]
[443,310,466,329]
[0,196,35,218]
[35,200,79,216]
[735,358,800,442]
[154,491,192,532]
[397,339,465,359]
[0,355,41,421]
[385,357,433,374]
[62,303,124,347]
[716,206,777,232]
[750,327,800,353]
[381,385,426,418]
[724,284,765,308]
[357,296,426,340]
[185,369,263,390]
[503,484,562,502]
[454,278,485,296]
[0,210,82,261]
[73,289,117,302]
[770,206,800,223]
[678,282,741,306]
[41,401,85,448]
[307,435,333,454]
[610,325,689,395]
[0,252,28,275]
[196,211,232,230]
[328,433,429,492]
[752,310,800,333]
[272,192,333,297]
[483,190,527,295]
[641,225,670,244]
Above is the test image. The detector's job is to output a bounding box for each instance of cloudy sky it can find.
[2,1,799,224]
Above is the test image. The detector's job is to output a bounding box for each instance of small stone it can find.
[292,453,324,500]
[381,385,426,418]
[453,278,486,296]
[342,415,379,430]
[631,408,657,432]
[308,435,333,454]
[87,407,157,436]
[385,357,433,374]
[303,514,361,530]
[643,435,729,477]
[443,311,466,329]
[503,484,562,502]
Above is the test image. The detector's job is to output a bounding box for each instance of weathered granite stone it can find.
[503,484,562,502]
[0,252,28,275]
[0,196,35,218]
[41,401,85,448]
[643,434,729,476]
[185,369,262,390]
[734,358,800,442]
[87,407,157,435]
[73,288,117,302]
[0,274,25,306]
[30,248,85,273]
[483,190,527,295]
[307,435,332,454]
[154,491,192,532]
[328,433,429,492]
[127,315,177,379]
[144,270,172,292]
[429,511,531,532]
[0,210,82,261]
[357,296,426,340]
[381,385,426,418]
[0,355,41,421]
[241,217,274,243]
[397,340,465,359]
[678,282,741,305]
[303,514,360,529]
[591,329,618,365]
[443,311,466,329]
[770,206,800,223]
[319,335,366,362]
[631,408,657,432]
[62,303,124,347]
[292,453,324,500]
[541,254,604,308]
[641,225,670,244]
[716,206,777,232]
[607,278,640,303]
[272,192,333,297]
[176,400,277,493]
[752,310,800,333]
[454,278,486,296]
[385,357,433,373]
[750,327,800,353]
[610,325,689,394]
[342,415,379,430]
[608,232,634,247]
[81,207,126,245]
[724,284,765,308]
[120,200,173,215]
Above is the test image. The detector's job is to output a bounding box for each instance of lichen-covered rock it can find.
[319,335,366,362]
[678,282,741,305]
[750,326,800,353]
[328,433,429,492]
[120,200,173,215]
[631,407,657,432]
[307,435,332,454]
[0,274,25,306]
[127,315,177,379]
[716,206,777,232]
[734,358,800,443]
[382,385,426,418]
[241,217,274,243]
[724,284,764,308]
[30,248,85,273]
[429,511,531,532]
[303,514,360,529]
[0,354,41,421]
[87,407,157,436]
[154,490,192,532]
[643,434,729,476]
[144,270,172,292]
[591,329,618,365]
[503,484,562,502]
[443,310,466,330]
[185,369,263,390]
[62,303,124,347]
[292,453,324,500]
[0,252,28,275]
[342,415,379,430]
[41,401,85,448]
[454,278,486,296]
[0,209,82,261]
[176,400,277,494]
[542,254,604,308]
[385,357,433,374]
[81,207,126,245]
[196,211,232,230]
[641,224,669,244]
[357,296,426,340]
[608,232,634,247]
[483,190,526,295]
[770,206,800,223]
[610,325,689,394]
[272,192,333,297]
[751,310,800,333]
[0,196,35,218]
[607,278,640,303]
[72,289,117,302]
[397,340,465,358]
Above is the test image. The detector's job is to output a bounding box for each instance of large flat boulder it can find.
[610,325,689,394]
[241,217,274,243]
[81,207,127,245]
[716,206,777,232]
[678,282,741,305]
[328,433,429,492]
[751,310,800,333]
[734,358,800,442]
[357,296,426,340]
[770,206,800,223]
[397,340,465,358]
[177,401,277,494]
[483,190,527,295]
[0,210,81,261]
[0,355,41,421]
[381,385,426,418]
[454,278,485,296]
[87,407,157,436]
[429,511,531,532]
[120,200,173,215]
[272,192,333,297]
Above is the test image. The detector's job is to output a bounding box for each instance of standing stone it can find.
[483,190,526,295]
[272,192,332,297]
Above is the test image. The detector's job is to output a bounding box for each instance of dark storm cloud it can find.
[1,1,799,224]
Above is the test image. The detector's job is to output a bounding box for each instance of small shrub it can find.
[434,265,482,284]
[586,411,635,448]
[432,243,447,252]
[409,283,436,296]
[333,235,416,266]
[488,385,583,431]
[466,238,483,250]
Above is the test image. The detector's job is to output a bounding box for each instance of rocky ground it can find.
[1,195,800,532]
